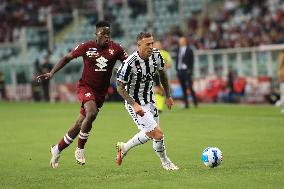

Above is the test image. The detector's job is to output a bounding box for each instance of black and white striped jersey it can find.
[117,49,165,105]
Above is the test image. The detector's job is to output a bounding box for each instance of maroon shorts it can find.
[77,85,105,116]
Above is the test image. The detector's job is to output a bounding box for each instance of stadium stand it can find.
[0,0,284,103]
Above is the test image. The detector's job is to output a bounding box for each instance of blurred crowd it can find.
[0,0,51,42]
[161,0,284,50]
[2,0,284,49]
[0,0,98,42]
[1,0,284,105]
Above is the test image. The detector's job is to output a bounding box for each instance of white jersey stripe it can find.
[117,49,164,105]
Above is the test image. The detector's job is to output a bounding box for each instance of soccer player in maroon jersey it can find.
[37,21,128,168]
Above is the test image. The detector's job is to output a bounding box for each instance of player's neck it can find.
[96,40,109,49]
[137,51,149,61]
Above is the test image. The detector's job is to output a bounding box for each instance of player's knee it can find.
[75,119,83,128]
[85,110,98,121]
[155,133,164,140]
[153,130,164,140]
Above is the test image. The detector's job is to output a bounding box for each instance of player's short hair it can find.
[96,21,110,28]
[136,32,152,42]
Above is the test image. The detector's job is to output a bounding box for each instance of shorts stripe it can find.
[125,102,158,132]
[125,102,141,126]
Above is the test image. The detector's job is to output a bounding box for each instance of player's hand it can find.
[132,102,145,117]
[36,73,53,82]
[165,97,174,110]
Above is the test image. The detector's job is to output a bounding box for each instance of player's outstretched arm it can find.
[37,54,73,82]
[116,80,144,116]
[159,70,174,109]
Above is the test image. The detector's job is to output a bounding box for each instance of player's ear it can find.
[96,27,102,35]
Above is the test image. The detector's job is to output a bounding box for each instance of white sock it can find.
[153,137,168,162]
[54,144,60,154]
[123,131,150,152]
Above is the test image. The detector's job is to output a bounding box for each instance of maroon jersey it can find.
[71,40,128,95]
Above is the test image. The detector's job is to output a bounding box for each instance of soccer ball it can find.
[202,147,223,168]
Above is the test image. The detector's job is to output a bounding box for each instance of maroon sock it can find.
[77,131,89,149]
[58,133,74,151]
[57,126,80,151]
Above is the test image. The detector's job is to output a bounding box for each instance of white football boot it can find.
[161,158,179,171]
[50,145,60,169]
[75,147,86,165]
[116,142,127,165]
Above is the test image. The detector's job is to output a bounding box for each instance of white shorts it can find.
[125,102,159,132]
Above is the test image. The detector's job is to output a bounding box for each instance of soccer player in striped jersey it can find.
[116,32,178,170]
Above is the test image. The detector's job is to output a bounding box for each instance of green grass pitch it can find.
[0,101,283,189]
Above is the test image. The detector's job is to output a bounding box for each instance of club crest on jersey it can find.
[109,49,114,55]
[85,92,91,97]
[86,48,99,57]
[136,65,142,73]
[95,56,108,71]
[141,72,155,82]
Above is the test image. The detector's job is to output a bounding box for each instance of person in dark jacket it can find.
[175,36,198,108]
[40,56,53,102]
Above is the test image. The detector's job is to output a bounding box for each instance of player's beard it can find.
[147,50,153,57]
[97,39,109,48]
[101,43,108,48]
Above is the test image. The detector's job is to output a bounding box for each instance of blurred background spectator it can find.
[40,56,53,102]
[0,71,6,100]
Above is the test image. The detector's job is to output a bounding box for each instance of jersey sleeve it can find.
[117,61,132,83]
[157,51,165,71]
[70,43,86,58]
[117,44,128,62]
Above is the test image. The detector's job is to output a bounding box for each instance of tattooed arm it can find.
[116,81,135,105]
[116,80,145,116]
[158,70,174,109]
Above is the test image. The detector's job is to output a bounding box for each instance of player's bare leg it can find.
[50,114,84,169]
[76,100,98,165]
[147,126,179,171]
